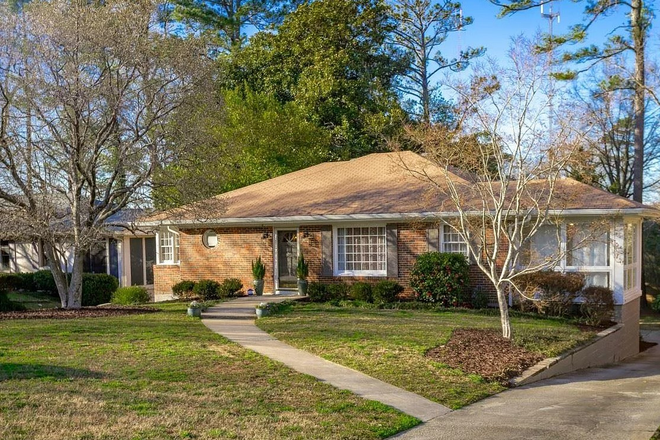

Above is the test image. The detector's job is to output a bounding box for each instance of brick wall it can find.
[153,226,274,296]
[300,223,498,298]
[153,222,501,298]
[154,264,182,296]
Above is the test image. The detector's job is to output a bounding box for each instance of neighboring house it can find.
[0,209,154,293]
[139,152,649,319]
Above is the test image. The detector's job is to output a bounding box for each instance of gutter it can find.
[136,208,655,228]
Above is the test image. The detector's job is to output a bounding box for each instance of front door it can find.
[277,230,298,289]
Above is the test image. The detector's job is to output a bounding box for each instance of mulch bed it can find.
[426,328,544,385]
[0,306,159,320]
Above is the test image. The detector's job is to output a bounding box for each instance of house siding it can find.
[153,226,274,296]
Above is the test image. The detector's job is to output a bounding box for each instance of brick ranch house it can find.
[138,151,650,352]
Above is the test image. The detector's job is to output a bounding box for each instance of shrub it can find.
[112,286,150,305]
[579,286,614,326]
[0,291,26,312]
[326,282,349,301]
[350,282,373,302]
[307,282,348,303]
[372,280,404,304]
[33,270,58,294]
[470,287,490,309]
[15,272,36,291]
[172,280,196,298]
[82,273,119,306]
[653,295,660,313]
[515,271,585,317]
[409,252,470,306]
[193,279,221,300]
[219,278,243,298]
[307,282,328,302]
[0,273,24,291]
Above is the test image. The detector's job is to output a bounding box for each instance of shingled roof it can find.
[142,151,648,225]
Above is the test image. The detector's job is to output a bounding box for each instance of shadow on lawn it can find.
[0,363,105,381]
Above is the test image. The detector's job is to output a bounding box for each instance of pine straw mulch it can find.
[426,328,544,385]
[0,306,159,320]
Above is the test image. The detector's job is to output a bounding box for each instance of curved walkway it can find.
[201,295,450,422]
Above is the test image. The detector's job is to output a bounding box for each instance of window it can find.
[524,225,560,266]
[203,230,218,248]
[566,226,609,267]
[159,229,180,264]
[336,226,386,276]
[0,240,11,272]
[624,223,638,291]
[441,225,469,258]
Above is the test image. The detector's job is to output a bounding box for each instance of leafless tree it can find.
[397,39,590,339]
[0,0,209,308]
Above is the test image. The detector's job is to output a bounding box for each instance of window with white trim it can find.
[336,226,386,276]
[566,224,610,288]
[624,223,638,291]
[159,229,180,264]
[523,224,561,266]
[0,240,11,272]
[441,225,469,258]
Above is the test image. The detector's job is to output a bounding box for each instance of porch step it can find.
[202,309,257,320]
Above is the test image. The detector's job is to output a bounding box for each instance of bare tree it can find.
[568,61,660,198]
[490,0,652,203]
[397,39,588,338]
[0,0,208,308]
[390,0,484,124]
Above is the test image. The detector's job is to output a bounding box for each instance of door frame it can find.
[273,227,299,293]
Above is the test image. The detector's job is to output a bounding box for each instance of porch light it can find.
[262,232,272,240]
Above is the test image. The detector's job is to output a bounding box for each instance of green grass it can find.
[0,302,419,439]
[6,291,60,309]
[257,304,596,409]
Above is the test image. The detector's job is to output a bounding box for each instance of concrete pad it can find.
[393,331,660,440]
[202,298,450,422]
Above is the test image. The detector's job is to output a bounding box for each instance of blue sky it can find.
[444,0,633,64]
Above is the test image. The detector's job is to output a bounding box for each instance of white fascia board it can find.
[138,209,653,228]
[136,208,653,229]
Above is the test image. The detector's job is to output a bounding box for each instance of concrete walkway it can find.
[202,295,450,422]
[394,330,660,440]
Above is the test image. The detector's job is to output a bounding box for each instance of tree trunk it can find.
[66,250,85,309]
[631,0,645,203]
[44,243,70,309]
[496,284,512,339]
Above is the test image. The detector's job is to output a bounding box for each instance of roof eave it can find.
[136,207,654,228]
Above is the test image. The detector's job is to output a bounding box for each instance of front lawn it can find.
[257,304,596,409]
[6,291,60,310]
[0,302,418,439]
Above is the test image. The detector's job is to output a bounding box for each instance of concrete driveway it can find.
[394,330,660,440]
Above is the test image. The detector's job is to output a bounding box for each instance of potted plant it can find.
[187,300,202,317]
[252,256,266,296]
[255,302,270,318]
[296,252,309,296]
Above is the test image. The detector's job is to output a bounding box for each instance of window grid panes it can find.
[159,230,180,264]
[624,223,638,291]
[337,227,386,273]
[442,225,468,257]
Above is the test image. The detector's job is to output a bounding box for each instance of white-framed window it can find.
[0,240,12,272]
[523,224,561,267]
[565,224,611,288]
[335,226,386,276]
[158,229,180,264]
[441,225,469,258]
[624,222,639,291]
